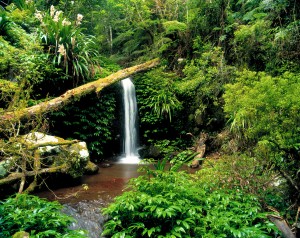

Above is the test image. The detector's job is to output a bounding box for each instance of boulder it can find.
[12,231,30,238]
[0,132,99,193]
[22,132,96,176]
[85,161,99,174]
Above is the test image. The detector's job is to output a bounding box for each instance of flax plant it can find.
[35,5,98,85]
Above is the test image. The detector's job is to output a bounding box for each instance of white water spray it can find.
[119,78,140,164]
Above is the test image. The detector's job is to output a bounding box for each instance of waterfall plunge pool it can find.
[36,163,141,204]
[35,162,199,237]
[35,163,141,238]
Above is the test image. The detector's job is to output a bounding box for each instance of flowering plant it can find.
[35,5,97,84]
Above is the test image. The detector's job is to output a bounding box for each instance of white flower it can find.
[53,10,62,22]
[76,13,83,25]
[53,15,59,22]
[34,10,43,22]
[26,0,33,4]
[71,37,76,46]
[77,14,83,21]
[57,44,66,55]
[50,5,55,17]
[62,18,71,26]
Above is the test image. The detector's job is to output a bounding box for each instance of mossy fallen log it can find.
[0,165,68,186]
[0,58,160,123]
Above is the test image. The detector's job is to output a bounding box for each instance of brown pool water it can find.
[36,163,141,204]
[34,162,199,237]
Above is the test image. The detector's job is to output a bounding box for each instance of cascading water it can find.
[119,78,140,163]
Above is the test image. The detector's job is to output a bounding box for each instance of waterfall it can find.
[119,78,140,163]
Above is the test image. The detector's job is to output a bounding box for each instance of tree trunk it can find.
[0,165,68,186]
[268,215,296,238]
[0,58,160,123]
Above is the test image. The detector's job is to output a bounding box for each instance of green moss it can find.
[163,20,187,34]
[84,161,99,174]
[0,79,19,93]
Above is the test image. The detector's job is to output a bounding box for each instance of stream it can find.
[36,162,197,237]
[36,163,141,238]
[35,78,143,237]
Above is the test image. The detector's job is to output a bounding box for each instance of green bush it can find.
[36,4,99,84]
[223,70,300,201]
[175,45,236,133]
[102,170,278,238]
[196,154,286,206]
[0,194,86,238]
[135,68,182,143]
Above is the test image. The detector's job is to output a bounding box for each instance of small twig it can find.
[43,181,88,200]
[295,207,300,230]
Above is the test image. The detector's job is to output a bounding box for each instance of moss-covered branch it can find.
[26,140,79,150]
[0,165,68,186]
[0,58,160,122]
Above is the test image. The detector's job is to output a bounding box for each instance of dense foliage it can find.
[0,1,120,161]
[224,71,300,203]
[102,169,278,237]
[49,87,119,159]
[135,68,182,142]
[0,0,300,235]
[0,194,86,237]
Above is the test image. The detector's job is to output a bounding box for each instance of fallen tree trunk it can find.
[268,214,296,238]
[0,165,68,186]
[0,58,160,122]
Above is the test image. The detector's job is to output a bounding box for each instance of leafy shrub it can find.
[102,170,278,237]
[135,68,182,143]
[149,139,179,158]
[233,20,271,70]
[0,7,63,100]
[223,70,300,202]
[175,45,236,133]
[0,194,86,237]
[196,154,284,203]
[35,4,99,85]
[169,149,199,166]
[0,11,11,36]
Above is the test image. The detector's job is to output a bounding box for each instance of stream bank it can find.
[36,163,141,238]
[35,162,199,237]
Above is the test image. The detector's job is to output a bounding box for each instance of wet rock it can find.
[85,161,99,174]
[63,199,108,238]
[22,132,92,175]
[99,162,112,168]
[12,231,30,238]
[149,145,161,158]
